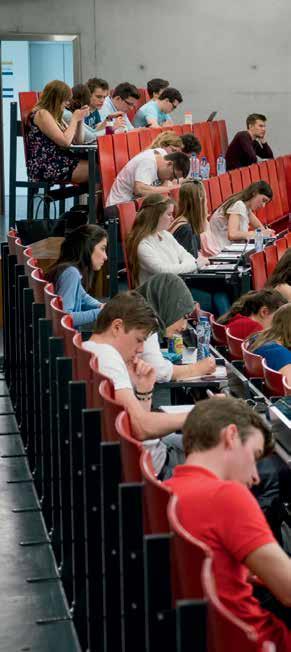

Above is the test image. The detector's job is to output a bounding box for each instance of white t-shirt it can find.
[137,230,197,285]
[106,150,159,206]
[142,333,173,383]
[209,200,251,250]
[82,339,167,473]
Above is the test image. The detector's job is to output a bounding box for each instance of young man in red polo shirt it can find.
[165,396,291,650]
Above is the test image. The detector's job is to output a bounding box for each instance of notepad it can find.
[160,405,194,414]
[177,365,227,383]
[223,244,254,252]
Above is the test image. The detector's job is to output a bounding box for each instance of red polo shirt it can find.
[227,313,263,339]
[165,466,291,650]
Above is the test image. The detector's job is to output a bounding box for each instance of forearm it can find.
[62,118,79,146]
[129,407,186,441]
[134,182,170,197]
[73,121,85,144]
[71,307,101,328]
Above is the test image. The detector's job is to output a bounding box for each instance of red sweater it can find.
[226,313,263,339]
[226,131,273,170]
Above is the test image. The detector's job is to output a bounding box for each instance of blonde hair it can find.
[36,80,72,122]
[126,194,174,287]
[249,303,291,351]
[150,131,183,150]
[173,180,207,235]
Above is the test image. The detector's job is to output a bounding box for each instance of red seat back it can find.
[127,131,141,158]
[264,245,278,276]
[118,202,137,288]
[249,251,267,290]
[44,282,58,319]
[229,169,243,194]
[98,378,122,442]
[15,237,26,265]
[241,342,264,379]
[202,557,259,652]
[208,177,222,211]
[140,450,172,534]
[216,120,228,156]
[276,156,289,215]
[7,229,17,255]
[126,88,147,124]
[218,173,232,202]
[262,358,284,396]
[208,121,222,162]
[276,237,287,260]
[19,91,39,162]
[139,127,161,150]
[112,132,129,174]
[60,314,76,359]
[50,295,66,337]
[257,161,273,226]
[240,166,251,189]
[167,495,212,602]
[196,122,216,176]
[30,267,47,304]
[115,410,143,482]
[210,318,227,346]
[266,159,283,226]
[98,134,117,203]
[285,232,291,248]
[226,328,243,361]
[26,256,39,288]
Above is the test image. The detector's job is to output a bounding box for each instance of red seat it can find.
[241,342,264,379]
[262,358,284,396]
[266,159,284,227]
[98,378,122,442]
[50,295,66,337]
[60,314,76,359]
[7,229,17,255]
[139,128,161,150]
[283,376,291,396]
[140,449,172,534]
[240,166,251,189]
[249,251,267,290]
[229,169,243,194]
[248,163,261,184]
[276,157,290,216]
[126,87,147,124]
[196,122,216,176]
[127,131,141,158]
[257,161,273,226]
[44,282,57,319]
[208,177,222,211]
[218,173,232,202]
[98,134,116,204]
[226,328,243,361]
[15,237,26,265]
[210,318,227,346]
[217,120,228,156]
[202,557,265,652]
[115,410,143,483]
[117,201,137,288]
[208,121,222,162]
[285,232,291,248]
[276,237,287,260]
[112,133,129,174]
[30,267,47,304]
[19,91,39,162]
[167,494,212,601]
[264,245,278,276]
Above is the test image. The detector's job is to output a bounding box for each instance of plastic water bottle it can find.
[197,316,211,360]
[216,154,226,176]
[199,156,210,180]
[255,228,264,252]
[190,153,200,179]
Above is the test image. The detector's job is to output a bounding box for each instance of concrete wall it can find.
[1,0,291,153]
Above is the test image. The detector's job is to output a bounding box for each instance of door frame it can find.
[0,33,81,212]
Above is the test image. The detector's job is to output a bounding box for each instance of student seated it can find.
[147,78,170,100]
[165,396,291,651]
[265,249,291,302]
[26,80,90,184]
[84,77,119,135]
[226,113,274,171]
[133,87,183,128]
[209,181,275,251]
[63,83,95,144]
[99,82,140,131]
[150,131,201,157]
[137,273,216,381]
[218,289,286,339]
[126,193,207,287]
[106,151,190,206]
[46,225,107,327]
[82,291,190,478]
[249,303,291,384]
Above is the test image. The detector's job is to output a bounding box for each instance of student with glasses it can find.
[134,87,183,128]
[99,81,140,131]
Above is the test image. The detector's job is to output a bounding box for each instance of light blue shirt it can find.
[99,95,134,132]
[133,99,171,128]
[55,266,103,327]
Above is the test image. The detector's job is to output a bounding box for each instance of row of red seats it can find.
[99,119,228,202]
[250,233,291,291]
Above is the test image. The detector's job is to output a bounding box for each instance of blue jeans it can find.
[190,288,230,317]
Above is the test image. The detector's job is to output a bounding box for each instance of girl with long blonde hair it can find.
[27,79,90,184]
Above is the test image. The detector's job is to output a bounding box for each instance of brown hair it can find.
[87,77,109,94]
[218,289,286,325]
[266,249,291,288]
[126,194,175,287]
[172,180,207,235]
[67,83,90,112]
[249,303,291,352]
[94,290,159,336]
[246,113,267,129]
[36,80,72,122]
[150,131,183,150]
[183,396,273,456]
[218,181,273,216]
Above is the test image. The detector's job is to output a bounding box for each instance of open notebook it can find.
[177,365,227,383]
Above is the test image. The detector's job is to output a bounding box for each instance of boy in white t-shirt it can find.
[106,151,190,206]
[82,291,188,478]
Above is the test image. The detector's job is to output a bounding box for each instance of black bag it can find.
[17,196,89,245]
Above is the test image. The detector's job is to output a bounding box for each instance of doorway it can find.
[0,33,80,220]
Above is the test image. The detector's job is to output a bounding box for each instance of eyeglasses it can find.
[123,98,136,108]
[169,101,179,110]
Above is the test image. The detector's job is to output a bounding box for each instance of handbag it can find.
[17,194,57,245]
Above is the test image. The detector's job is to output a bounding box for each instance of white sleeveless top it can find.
[209,200,251,249]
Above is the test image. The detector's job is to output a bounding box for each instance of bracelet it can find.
[136,393,153,401]
[135,389,153,396]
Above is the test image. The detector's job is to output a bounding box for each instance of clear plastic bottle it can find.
[255,228,264,252]
[200,156,210,180]
[197,316,210,360]
[190,153,200,179]
[216,154,226,176]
